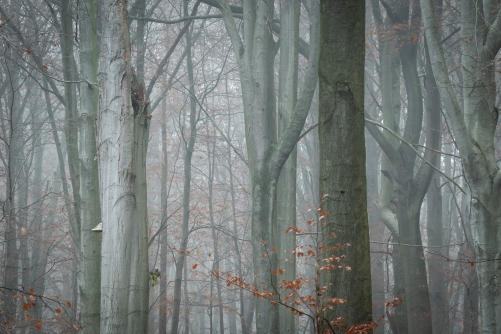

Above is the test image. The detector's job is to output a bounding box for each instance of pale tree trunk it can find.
[208,136,225,334]
[2,63,21,324]
[215,1,319,331]
[424,29,446,334]
[98,0,137,331]
[225,90,250,334]
[421,0,501,331]
[460,192,479,334]
[369,3,407,330]
[275,1,299,333]
[364,21,386,331]
[60,0,81,242]
[183,262,189,334]
[78,0,102,331]
[159,97,168,334]
[319,0,372,329]
[43,78,79,244]
[170,12,199,332]
[368,1,436,331]
[128,53,150,334]
[27,102,45,332]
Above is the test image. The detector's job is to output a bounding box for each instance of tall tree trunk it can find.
[318,0,372,329]
[78,0,102,331]
[98,0,137,331]
[225,78,250,334]
[44,79,79,244]
[27,103,45,332]
[60,0,81,243]
[367,2,435,331]
[159,97,168,334]
[2,63,21,325]
[208,137,225,334]
[215,1,319,331]
[276,1,300,332]
[424,31,446,334]
[170,12,199,332]
[421,0,501,330]
[369,3,407,329]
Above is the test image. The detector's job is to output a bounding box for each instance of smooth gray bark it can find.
[421,0,501,330]
[170,16,200,333]
[78,0,102,331]
[98,0,137,331]
[2,62,21,324]
[159,97,168,334]
[60,0,82,243]
[424,32,446,334]
[215,1,319,331]
[367,2,438,331]
[208,136,225,334]
[225,88,250,334]
[276,1,300,332]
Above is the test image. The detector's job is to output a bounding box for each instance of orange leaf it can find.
[66,301,71,307]
[43,65,48,70]
[23,302,31,311]
[26,314,32,319]
[261,253,266,258]
[278,268,284,275]
[192,264,198,270]
[34,324,42,330]
[272,270,277,275]
[272,248,277,253]
[29,288,35,294]
[54,308,62,314]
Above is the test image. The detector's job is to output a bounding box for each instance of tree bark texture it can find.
[98,0,137,331]
[215,0,319,331]
[421,0,501,330]
[319,0,372,328]
[78,0,102,331]
[276,1,300,332]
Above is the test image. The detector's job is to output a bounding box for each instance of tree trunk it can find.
[78,0,102,331]
[424,33,446,334]
[208,137,225,334]
[170,14,199,332]
[215,1,319,331]
[421,0,501,330]
[98,0,137,331]
[2,63,21,325]
[276,1,300,332]
[159,97,168,334]
[60,0,81,243]
[319,0,372,329]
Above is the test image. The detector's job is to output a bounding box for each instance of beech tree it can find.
[214,0,319,331]
[98,0,138,331]
[422,0,501,331]
[78,0,102,331]
[318,0,372,329]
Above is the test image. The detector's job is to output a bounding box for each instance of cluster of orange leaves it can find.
[2,287,75,331]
